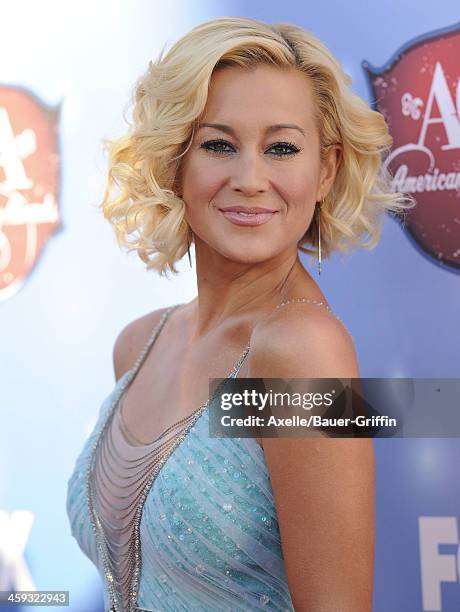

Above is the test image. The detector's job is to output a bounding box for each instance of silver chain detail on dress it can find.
[117,395,201,447]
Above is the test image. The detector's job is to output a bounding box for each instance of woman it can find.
[67,16,413,612]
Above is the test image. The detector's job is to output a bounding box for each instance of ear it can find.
[316,145,342,201]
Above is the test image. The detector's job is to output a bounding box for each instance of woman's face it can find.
[179,63,339,265]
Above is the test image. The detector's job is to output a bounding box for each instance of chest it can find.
[119,332,251,446]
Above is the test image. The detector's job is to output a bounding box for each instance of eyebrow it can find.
[197,122,306,137]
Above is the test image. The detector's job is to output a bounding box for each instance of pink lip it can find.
[218,208,277,227]
[219,206,276,213]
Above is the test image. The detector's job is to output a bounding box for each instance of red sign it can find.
[0,87,61,300]
[363,22,460,273]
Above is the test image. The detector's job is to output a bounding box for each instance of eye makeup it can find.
[199,138,302,158]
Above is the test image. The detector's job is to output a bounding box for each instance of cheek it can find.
[181,156,223,207]
[269,155,319,206]
[273,168,318,241]
[276,172,317,210]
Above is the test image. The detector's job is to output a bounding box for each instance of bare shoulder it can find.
[112,306,170,381]
[248,302,360,379]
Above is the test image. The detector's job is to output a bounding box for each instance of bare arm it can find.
[248,307,375,612]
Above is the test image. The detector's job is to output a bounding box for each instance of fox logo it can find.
[419,516,460,611]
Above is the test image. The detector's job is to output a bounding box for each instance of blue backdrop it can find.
[1,1,459,610]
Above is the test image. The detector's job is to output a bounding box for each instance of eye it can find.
[200,138,235,154]
[199,138,302,158]
[267,141,302,157]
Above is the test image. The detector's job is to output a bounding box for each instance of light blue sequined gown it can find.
[66,304,297,612]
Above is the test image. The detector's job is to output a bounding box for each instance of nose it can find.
[228,151,269,196]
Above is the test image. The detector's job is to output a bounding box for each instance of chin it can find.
[221,247,277,265]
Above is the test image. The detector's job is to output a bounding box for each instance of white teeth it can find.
[237,211,257,216]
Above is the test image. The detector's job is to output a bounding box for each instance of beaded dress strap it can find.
[230,342,251,378]
[127,304,180,380]
[275,297,352,337]
[276,297,339,319]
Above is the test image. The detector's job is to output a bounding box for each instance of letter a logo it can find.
[0,86,61,301]
[363,22,460,274]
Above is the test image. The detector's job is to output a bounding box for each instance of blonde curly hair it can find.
[99,16,415,276]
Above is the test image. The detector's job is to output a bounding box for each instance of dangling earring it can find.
[186,229,193,268]
[316,199,323,275]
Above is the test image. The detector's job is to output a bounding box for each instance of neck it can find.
[188,238,316,338]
